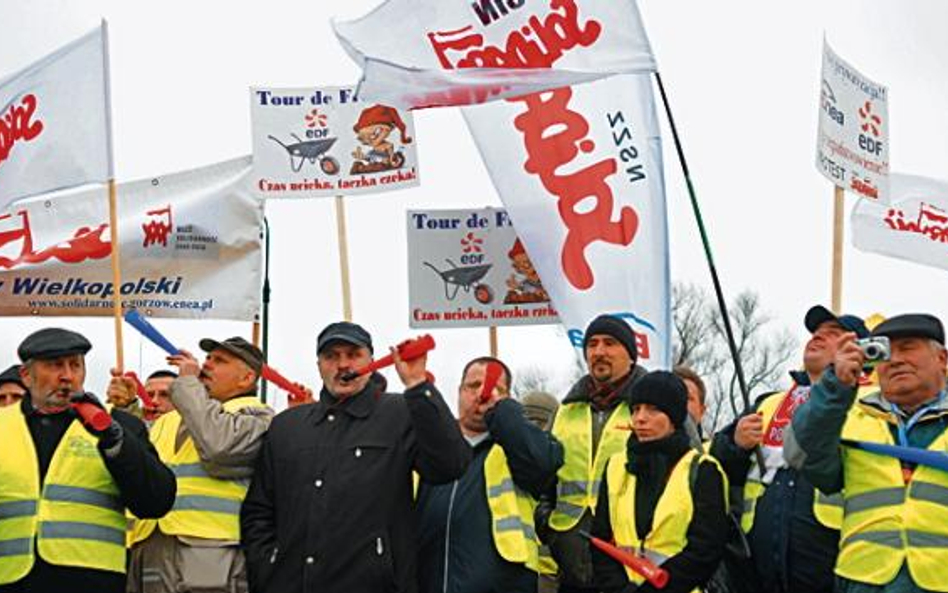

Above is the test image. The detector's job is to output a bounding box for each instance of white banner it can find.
[0,157,263,320]
[463,74,670,367]
[853,173,948,271]
[334,0,656,108]
[407,207,559,328]
[251,85,419,197]
[0,24,111,208]
[816,40,889,202]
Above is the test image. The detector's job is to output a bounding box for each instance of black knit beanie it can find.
[583,315,638,362]
[627,370,688,428]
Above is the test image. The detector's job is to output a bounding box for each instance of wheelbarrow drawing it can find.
[269,135,340,174]
[424,259,493,301]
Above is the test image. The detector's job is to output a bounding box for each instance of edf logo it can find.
[857,100,884,156]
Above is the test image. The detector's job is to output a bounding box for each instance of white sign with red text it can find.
[0,25,111,208]
[0,157,263,320]
[251,86,419,198]
[463,74,671,367]
[853,173,948,271]
[816,40,889,203]
[407,207,559,328]
[334,0,656,108]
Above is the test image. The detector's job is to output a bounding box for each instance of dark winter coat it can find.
[240,375,470,593]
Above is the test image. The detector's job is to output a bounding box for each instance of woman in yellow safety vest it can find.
[591,371,729,593]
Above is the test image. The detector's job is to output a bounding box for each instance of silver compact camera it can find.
[857,336,890,367]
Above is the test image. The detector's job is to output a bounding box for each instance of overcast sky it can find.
[2,0,948,411]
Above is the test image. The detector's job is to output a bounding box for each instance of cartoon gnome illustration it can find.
[504,238,549,304]
[350,104,413,174]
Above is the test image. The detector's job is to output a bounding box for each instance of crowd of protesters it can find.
[0,305,945,593]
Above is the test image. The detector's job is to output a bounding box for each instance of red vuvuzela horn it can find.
[341,335,436,382]
[579,531,669,589]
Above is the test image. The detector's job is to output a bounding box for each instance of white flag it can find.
[334,0,657,108]
[463,74,671,367]
[852,173,948,272]
[0,24,112,207]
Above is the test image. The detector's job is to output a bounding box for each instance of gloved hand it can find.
[70,392,124,448]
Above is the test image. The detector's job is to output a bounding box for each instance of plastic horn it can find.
[71,393,112,432]
[479,360,504,403]
[123,371,157,409]
[841,439,948,473]
[124,309,180,356]
[579,531,669,589]
[260,365,308,402]
[341,334,436,382]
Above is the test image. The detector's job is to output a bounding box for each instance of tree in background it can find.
[672,283,797,433]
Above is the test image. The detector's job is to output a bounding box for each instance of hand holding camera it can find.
[833,333,891,387]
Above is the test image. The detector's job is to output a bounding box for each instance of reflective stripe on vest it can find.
[607,449,724,590]
[836,400,948,591]
[484,446,541,572]
[129,396,267,545]
[550,402,631,531]
[0,405,127,583]
[741,391,843,532]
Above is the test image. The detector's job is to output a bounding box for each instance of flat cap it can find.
[871,313,945,345]
[18,328,92,362]
[805,305,869,339]
[199,337,265,373]
[317,321,373,354]
[0,365,25,390]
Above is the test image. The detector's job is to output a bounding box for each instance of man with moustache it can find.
[711,305,869,593]
[537,314,648,593]
[415,357,563,593]
[788,313,948,593]
[0,328,175,593]
[125,337,273,593]
[240,321,470,593]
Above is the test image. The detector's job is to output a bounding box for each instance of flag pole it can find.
[654,72,765,467]
[335,195,354,321]
[831,186,845,313]
[101,20,125,371]
[260,216,272,403]
[489,326,498,357]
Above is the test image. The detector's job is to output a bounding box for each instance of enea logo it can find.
[567,311,654,360]
[142,205,173,248]
[857,100,884,156]
[820,80,844,126]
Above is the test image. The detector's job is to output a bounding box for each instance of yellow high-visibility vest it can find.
[129,396,266,545]
[484,446,541,572]
[0,405,127,583]
[836,398,948,591]
[741,390,844,532]
[607,448,725,590]
[549,401,631,531]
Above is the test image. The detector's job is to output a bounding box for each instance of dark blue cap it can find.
[804,305,869,339]
[317,321,373,354]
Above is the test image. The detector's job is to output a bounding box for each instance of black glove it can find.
[70,392,124,448]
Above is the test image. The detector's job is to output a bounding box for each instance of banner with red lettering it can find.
[407,207,559,328]
[0,24,111,208]
[852,173,948,271]
[0,157,263,320]
[463,74,671,367]
[334,0,656,108]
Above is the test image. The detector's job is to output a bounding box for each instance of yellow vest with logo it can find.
[0,405,127,583]
[741,391,844,532]
[607,449,725,589]
[550,401,631,531]
[836,400,948,591]
[484,446,541,572]
[129,396,266,545]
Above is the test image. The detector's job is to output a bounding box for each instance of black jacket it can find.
[415,398,563,593]
[240,376,470,593]
[0,397,176,593]
[591,442,728,593]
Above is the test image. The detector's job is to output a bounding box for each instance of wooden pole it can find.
[831,185,845,313]
[108,179,125,372]
[335,195,353,321]
[489,326,498,358]
[252,322,261,348]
